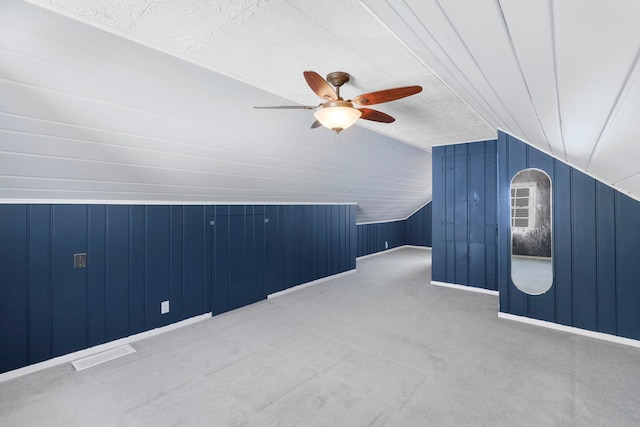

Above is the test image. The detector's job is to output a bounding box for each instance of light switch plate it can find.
[74,253,87,269]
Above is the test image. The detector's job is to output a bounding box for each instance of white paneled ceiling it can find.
[28,0,495,149]
[0,0,439,223]
[363,0,640,200]
[9,0,638,220]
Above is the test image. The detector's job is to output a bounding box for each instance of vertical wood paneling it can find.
[287,206,297,288]
[495,131,640,342]
[615,192,640,340]
[0,202,356,374]
[356,214,418,258]
[228,207,246,311]
[27,205,52,365]
[432,146,445,282]
[431,140,498,290]
[183,206,205,318]
[485,244,497,291]
[349,206,357,270]
[87,205,106,347]
[213,205,230,315]
[571,170,597,330]
[506,135,528,316]
[331,206,340,274]
[106,205,130,341]
[454,151,468,243]
[552,161,573,326]
[265,205,279,294]
[309,206,318,280]
[203,205,214,313]
[170,206,184,323]
[251,208,266,304]
[454,242,468,285]
[444,152,455,244]
[468,243,485,287]
[497,133,510,311]
[0,205,28,371]
[129,206,146,335]
[316,206,328,279]
[145,206,171,329]
[596,183,616,335]
[51,205,87,357]
[468,145,485,244]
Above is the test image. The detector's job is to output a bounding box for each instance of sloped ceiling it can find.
[13,1,637,222]
[363,0,640,201]
[3,0,483,223]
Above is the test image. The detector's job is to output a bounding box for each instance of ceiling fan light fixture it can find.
[313,101,362,133]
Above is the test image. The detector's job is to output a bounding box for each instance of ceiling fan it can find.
[255,71,422,133]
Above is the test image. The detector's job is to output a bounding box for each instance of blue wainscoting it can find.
[406,203,432,247]
[357,220,405,257]
[497,132,640,341]
[0,203,355,374]
[356,203,432,257]
[432,140,498,291]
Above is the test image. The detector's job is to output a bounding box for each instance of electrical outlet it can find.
[385,241,389,249]
[161,300,170,314]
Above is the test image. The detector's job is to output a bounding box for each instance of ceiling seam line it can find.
[432,0,532,142]
[549,0,568,162]
[381,0,504,130]
[585,45,640,172]
[495,0,555,156]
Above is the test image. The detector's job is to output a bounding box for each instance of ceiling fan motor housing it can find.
[325,71,350,89]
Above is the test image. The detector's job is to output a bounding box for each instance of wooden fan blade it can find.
[359,108,395,123]
[311,120,322,129]
[303,71,338,101]
[352,85,422,106]
[254,105,316,109]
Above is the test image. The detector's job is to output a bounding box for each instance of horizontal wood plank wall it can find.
[497,131,640,341]
[432,140,498,291]
[0,203,355,373]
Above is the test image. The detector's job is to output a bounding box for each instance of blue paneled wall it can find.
[431,140,498,291]
[0,203,355,373]
[497,132,640,340]
[356,203,432,257]
[357,220,405,257]
[406,203,432,247]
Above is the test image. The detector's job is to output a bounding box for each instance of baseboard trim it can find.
[431,280,499,296]
[498,312,640,349]
[357,245,431,260]
[0,312,211,383]
[268,269,357,299]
